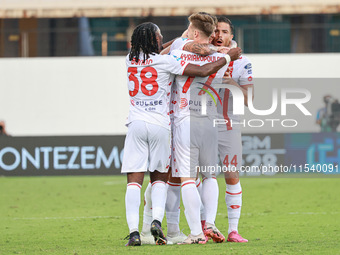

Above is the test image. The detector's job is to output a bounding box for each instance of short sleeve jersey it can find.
[169,37,193,53]
[126,53,189,129]
[217,55,254,131]
[170,49,228,126]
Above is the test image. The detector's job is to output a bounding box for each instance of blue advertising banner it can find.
[1,133,339,176]
[284,133,340,174]
[0,136,125,176]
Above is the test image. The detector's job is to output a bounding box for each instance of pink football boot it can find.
[227,231,248,242]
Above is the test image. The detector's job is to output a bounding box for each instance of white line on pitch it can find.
[13,216,121,220]
[217,212,339,217]
[288,212,339,215]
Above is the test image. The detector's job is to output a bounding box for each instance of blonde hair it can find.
[188,12,216,38]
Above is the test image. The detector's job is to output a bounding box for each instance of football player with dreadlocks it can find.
[122,22,241,246]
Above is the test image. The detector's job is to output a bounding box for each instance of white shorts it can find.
[218,129,242,171]
[121,120,171,173]
[172,119,191,178]
[172,117,218,178]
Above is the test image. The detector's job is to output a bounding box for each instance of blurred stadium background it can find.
[1,0,340,57]
[1,0,340,175]
[0,1,339,253]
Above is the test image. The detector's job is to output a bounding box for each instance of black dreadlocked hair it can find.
[128,22,160,63]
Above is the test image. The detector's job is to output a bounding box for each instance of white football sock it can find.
[225,181,242,234]
[125,182,142,233]
[196,178,206,222]
[142,181,152,234]
[151,181,167,223]
[181,180,202,236]
[202,177,219,225]
[165,181,181,235]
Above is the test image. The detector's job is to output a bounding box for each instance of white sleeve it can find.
[164,54,190,76]
[169,38,193,53]
[238,57,254,86]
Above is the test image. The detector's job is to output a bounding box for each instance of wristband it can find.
[224,54,231,65]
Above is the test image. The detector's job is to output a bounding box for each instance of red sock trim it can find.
[152,181,166,186]
[181,181,195,188]
[167,181,181,187]
[226,191,242,195]
[127,183,142,189]
[196,179,201,187]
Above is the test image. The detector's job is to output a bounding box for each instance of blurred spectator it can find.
[78,17,95,56]
[316,95,340,132]
[0,120,9,136]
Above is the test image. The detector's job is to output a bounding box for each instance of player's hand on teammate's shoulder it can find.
[224,68,232,78]
[217,46,231,54]
[227,47,242,61]
[222,68,234,84]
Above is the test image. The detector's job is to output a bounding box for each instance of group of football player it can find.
[121,11,254,246]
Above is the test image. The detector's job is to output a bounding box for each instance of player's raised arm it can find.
[222,60,254,106]
[223,77,254,106]
[160,45,171,55]
[162,38,177,50]
[183,47,241,77]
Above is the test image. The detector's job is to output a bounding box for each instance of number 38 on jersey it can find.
[128,67,159,97]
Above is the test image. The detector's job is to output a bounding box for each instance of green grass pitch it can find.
[1,175,339,254]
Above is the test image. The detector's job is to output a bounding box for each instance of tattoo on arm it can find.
[183,42,217,56]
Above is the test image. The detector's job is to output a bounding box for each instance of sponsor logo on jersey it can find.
[189,100,213,106]
[135,100,163,106]
[248,76,253,81]
[248,70,252,74]
[244,63,252,69]
[180,98,188,109]
[130,100,135,106]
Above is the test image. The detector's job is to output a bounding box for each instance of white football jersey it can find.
[169,37,193,53]
[170,49,228,126]
[217,55,254,131]
[126,53,189,129]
